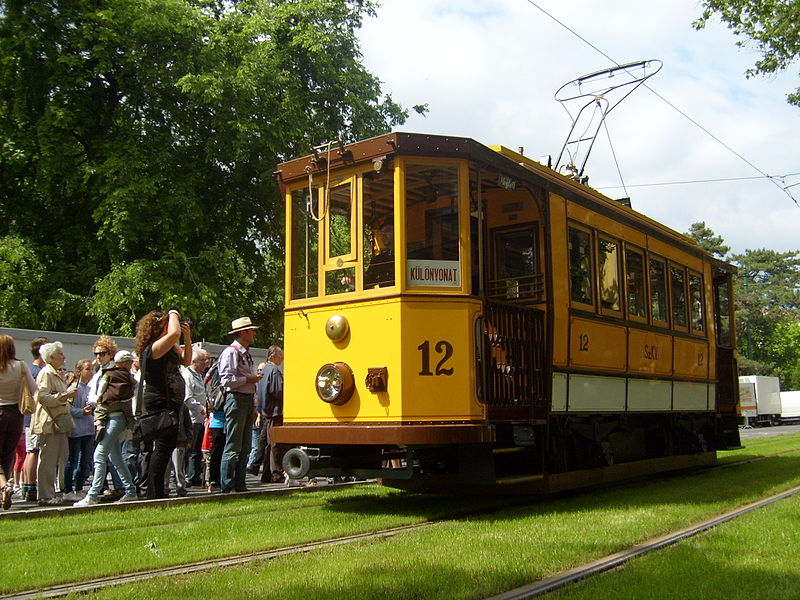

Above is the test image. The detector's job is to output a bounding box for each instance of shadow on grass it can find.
[321,454,800,524]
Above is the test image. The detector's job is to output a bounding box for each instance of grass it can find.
[552,492,800,599]
[36,432,798,600]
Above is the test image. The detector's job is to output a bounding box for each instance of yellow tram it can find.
[273,132,741,492]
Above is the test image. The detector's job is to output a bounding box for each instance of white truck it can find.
[739,375,782,426]
[779,390,800,421]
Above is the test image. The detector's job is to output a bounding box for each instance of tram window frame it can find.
[649,255,669,327]
[489,223,541,301]
[624,245,648,323]
[688,270,705,335]
[597,234,623,317]
[290,186,321,300]
[714,275,733,347]
[404,161,464,291]
[324,176,357,266]
[568,223,595,309]
[669,263,689,332]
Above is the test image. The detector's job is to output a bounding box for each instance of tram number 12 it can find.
[418,340,454,376]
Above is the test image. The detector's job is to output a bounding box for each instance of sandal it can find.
[2,485,14,510]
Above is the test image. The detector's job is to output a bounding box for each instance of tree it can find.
[0,0,409,343]
[686,221,731,258]
[694,0,800,106]
[732,248,800,386]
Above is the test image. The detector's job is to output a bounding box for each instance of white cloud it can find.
[358,0,800,254]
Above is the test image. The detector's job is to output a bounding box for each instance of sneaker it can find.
[12,487,23,499]
[74,495,100,507]
[38,497,63,506]
[61,492,82,502]
[117,494,138,503]
[2,485,12,510]
[176,488,188,497]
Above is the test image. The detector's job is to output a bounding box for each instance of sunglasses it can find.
[57,368,66,372]
[94,351,109,357]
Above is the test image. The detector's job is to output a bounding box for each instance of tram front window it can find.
[290,187,319,299]
[363,168,395,288]
[404,163,461,288]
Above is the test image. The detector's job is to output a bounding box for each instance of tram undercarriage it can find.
[282,412,740,493]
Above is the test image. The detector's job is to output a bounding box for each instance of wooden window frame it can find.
[567,222,596,311]
[669,262,689,333]
[648,254,669,328]
[624,244,648,324]
[597,233,623,317]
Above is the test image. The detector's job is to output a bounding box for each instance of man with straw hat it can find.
[218,317,262,493]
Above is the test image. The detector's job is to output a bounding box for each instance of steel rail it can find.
[486,484,800,600]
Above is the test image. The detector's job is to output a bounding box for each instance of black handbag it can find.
[137,409,178,441]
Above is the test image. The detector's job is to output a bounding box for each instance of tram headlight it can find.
[315,362,355,405]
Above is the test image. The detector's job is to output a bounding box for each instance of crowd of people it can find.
[0,312,285,509]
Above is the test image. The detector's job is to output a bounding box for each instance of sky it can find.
[357,0,800,256]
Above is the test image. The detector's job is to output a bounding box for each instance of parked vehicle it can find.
[739,375,781,426]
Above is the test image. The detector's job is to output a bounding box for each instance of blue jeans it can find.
[220,393,253,492]
[64,435,93,493]
[86,415,135,499]
[247,427,260,469]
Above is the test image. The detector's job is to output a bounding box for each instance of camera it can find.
[180,321,193,328]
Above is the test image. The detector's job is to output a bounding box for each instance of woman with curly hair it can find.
[134,310,192,499]
[0,335,37,509]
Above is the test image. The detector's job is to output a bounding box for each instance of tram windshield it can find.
[404,163,461,288]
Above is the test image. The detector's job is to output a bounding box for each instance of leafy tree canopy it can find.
[0,0,409,344]
[695,0,800,106]
[687,221,731,258]
[685,222,800,388]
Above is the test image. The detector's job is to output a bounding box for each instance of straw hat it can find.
[228,317,260,335]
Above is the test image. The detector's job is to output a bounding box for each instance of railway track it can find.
[485,484,800,600]
[2,451,798,600]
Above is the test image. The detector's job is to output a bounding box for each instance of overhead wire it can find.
[597,173,799,190]
[522,0,799,206]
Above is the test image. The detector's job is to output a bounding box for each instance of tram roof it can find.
[275,131,734,272]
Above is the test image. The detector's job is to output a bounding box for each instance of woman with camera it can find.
[134,310,192,499]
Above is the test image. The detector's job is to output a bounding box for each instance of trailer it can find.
[739,376,782,426]
[779,391,800,422]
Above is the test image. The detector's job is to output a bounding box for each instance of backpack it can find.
[205,360,226,411]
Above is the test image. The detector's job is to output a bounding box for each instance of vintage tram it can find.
[273,132,741,492]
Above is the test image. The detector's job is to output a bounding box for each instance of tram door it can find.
[477,169,547,420]
[713,269,742,447]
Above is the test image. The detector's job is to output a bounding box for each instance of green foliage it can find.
[685,223,800,388]
[0,0,408,342]
[686,221,731,258]
[732,248,800,387]
[0,235,46,328]
[695,0,800,106]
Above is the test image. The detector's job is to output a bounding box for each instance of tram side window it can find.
[363,168,396,289]
[670,265,688,329]
[689,272,705,333]
[290,187,319,300]
[491,226,539,300]
[715,277,732,347]
[649,257,668,324]
[405,163,461,288]
[328,182,353,259]
[568,226,593,306]
[598,237,621,312]
[625,247,647,319]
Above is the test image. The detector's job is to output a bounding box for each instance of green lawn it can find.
[553,491,800,599]
[36,433,798,600]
